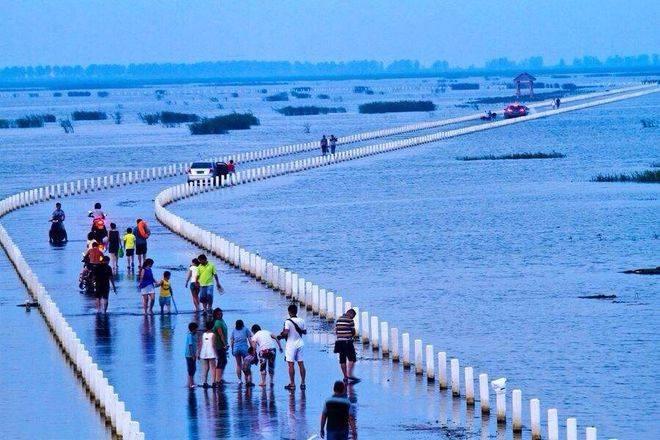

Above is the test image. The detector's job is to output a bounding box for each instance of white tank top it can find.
[200,332,216,359]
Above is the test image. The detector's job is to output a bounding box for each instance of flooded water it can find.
[0,76,657,438]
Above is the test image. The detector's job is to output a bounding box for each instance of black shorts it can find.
[136,243,147,255]
[334,340,356,364]
[95,286,110,299]
[216,348,228,369]
[125,248,135,256]
[186,357,196,376]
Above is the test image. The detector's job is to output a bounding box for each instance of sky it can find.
[0,0,658,67]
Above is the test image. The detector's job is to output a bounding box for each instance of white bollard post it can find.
[496,386,506,424]
[548,408,559,440]
[326,291,335,321]
[425,345,435,381]
[312,285,320,314]
[531,398,541,439]
[380,322,389,357]
[450,358,460,396]
[335,296,343,319]
[585,427,596,440]
[319,288,327,317]
[414,339,423,375]
[566,418,578,440]
[465,367,474,405]
[512,389,522,432]
[402,333,410,369]
[438,352,447,389]
[390,327,399,361]
[360,311,369,344]
[370,316,379,350]
[479,373,490,414]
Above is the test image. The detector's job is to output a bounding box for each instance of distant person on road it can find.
[555,97,561,109]
[123,227,136,271]
[135,219,151,268]
[320,135,328,156]
[334,308,360,384]
[197,254,223,313]
[107,223,120,274]
[279,304,307,390]
[185,258,201,311]
[93,256,116,313]
[156,270,173,314]
[199,320,217,388]
[227,160,236,174]
[212,308,229,386]
[138,258,156,314]
[250,324,283,387]
[185,322,199,389]
[329,135,338,154]
[231,319,252,383]
[320,381,358,440]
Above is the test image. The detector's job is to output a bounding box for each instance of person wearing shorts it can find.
[279,304,307,390]
[230,320,252,382]
[250,324,283,387]
[93,256,116,313]
[197,254,223,313]
[185,322,199,389]
[211,308,228,386]
[135,218,151,268]
[334,308,359,384]
[123,228,136,271]
[185,258,200,311]
[138,258,156,314]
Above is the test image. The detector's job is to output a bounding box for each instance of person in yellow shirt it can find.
[157,271,173,314]
[123,227,136,272]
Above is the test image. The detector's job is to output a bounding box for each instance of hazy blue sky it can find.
[1,0,658,67]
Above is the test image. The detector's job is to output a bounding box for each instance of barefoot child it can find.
[242,346,258,386]
[138,258,156,314]
[185,322,199,389]
[123,227,136,271]
[199,320,217,388]
[157,270,173,314]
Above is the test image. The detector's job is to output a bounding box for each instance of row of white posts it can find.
[0,84,653,437]
[0,227,144,438]
[149,89,660,439]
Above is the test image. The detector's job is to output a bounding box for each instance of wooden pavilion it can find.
[514,72,536,97]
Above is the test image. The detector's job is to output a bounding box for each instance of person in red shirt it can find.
[86,242,104,267]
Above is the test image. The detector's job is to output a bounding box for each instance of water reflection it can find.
[286,390,308,438]
[94,313,112,362]
[159,314,175,360]
[258,388,278,436]
[187,389,199,440]
[140,315,156,389]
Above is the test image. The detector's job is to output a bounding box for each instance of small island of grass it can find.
[591,170,660,183]
[358,100,436,114]
[189,112,260,135]
[275,106,346,116]
[457,151,566,161]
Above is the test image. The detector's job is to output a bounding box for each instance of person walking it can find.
[197,254,223,313]
[320,135,328,156]
[199,320,217,388]
[123,227,136,271]
[212,308,229,386]
[156,270,173,314]
[320,381,358,440]
[107,223,120,275]
[184,258,201,311]
[250,324,283,387]
[279,304,307,390]
[334,308,360,383]
[230,320,252,383]
[138,258,156,314]
[93,256,116,313]
[135,218,151,268]
[329,135,337,154]
[227,160,236,174]
[185,322,199,389]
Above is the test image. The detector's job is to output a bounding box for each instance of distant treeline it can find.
[1,54,658,85]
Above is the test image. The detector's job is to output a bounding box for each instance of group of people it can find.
[56,202,359,439]
[320,135,338,155]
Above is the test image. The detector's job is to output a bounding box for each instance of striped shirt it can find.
[335,314,355,341]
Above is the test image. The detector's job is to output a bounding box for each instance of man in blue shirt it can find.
[320,381,357,440]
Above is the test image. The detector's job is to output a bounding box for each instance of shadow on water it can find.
[95,313,113,362]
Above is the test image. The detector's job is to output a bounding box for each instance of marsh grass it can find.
[458,151,566,161]
[276,106,346,116]
[189,112,260,135]
[71,111,107,121]
[359,100,436,114]
[591,170,659,183]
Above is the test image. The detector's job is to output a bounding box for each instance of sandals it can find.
[300,384,306,390]
[284,384,295,391]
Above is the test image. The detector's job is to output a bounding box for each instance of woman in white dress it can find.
[199,320,217,387]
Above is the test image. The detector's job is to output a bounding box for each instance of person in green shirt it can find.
[197,254,223,313]
[212,308,228,386]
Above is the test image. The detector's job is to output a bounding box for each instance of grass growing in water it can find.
[276,106,346,116]
[189,112,260,135]
[71,111,107,121]
[591,170,660,183]
[264,92,288,102]
[458,151,566,161]
[359,100,436,114]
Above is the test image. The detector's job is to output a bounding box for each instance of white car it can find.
[187,162,216,182]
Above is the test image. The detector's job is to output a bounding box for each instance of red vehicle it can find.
[503,103,529,119]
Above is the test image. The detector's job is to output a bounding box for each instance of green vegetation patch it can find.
[359,100,436,114]
[189,112,260,135]
[458,151,566,161]
[591,170,659,183]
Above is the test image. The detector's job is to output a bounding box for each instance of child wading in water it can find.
[199,321,217,388]
[185,322,199,389]
[242,346,258,386]
[138,258,156,314]
[157,270,173,314]
[123,227,136,271]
